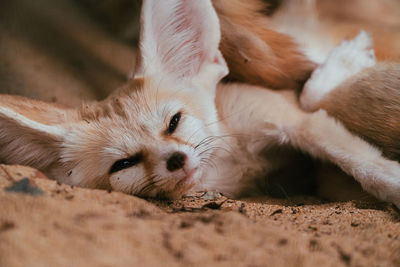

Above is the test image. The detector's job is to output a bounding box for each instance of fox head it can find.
[0,0,228,198]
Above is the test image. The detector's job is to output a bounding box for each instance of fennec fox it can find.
[0,0,400,207]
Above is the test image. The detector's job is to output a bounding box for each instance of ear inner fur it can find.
[0,106,65,172]
[136,0,228,87]
[0,95,77,125]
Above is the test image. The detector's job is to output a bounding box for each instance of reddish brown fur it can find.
[213,0,316,90]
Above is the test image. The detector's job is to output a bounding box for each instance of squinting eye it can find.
[109,153,143,174]
[166,112,181,134]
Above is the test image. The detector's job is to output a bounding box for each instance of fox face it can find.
[65,77,223,198]
[0,0,229,198]
[102,85,214,198]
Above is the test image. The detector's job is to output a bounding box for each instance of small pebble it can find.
[5,178,44,196]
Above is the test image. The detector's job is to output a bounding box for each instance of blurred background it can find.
[0,0,141,106]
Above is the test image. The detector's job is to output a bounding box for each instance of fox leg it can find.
[300,31,376,112]
[219,83,400,207]
[299,31,400,161]
[263,108,400,208]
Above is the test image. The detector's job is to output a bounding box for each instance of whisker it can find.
[136,174,158,195]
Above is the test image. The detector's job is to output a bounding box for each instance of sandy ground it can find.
[1,165,399,267]
[1,0,400,266]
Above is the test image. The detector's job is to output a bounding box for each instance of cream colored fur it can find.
[301,31,376,111]
[1,0,400,207]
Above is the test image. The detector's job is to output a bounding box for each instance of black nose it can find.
[166,152,186,172]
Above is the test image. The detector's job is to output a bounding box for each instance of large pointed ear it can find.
[136,0,228,88]
[0,95,73,173]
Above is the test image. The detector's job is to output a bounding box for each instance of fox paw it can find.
[300,31,376,111]
[359,157,400,209]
